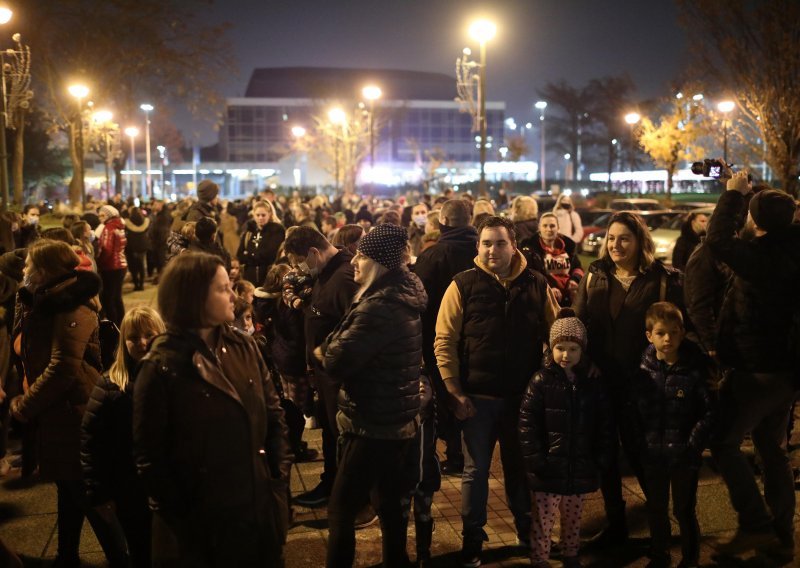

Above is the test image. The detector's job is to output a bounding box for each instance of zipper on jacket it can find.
[567,382,577,492]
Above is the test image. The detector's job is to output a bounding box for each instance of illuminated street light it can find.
[0,6,11,25]
[469,18,496,196]
[717,100,736,162]
[291,125,306,138]
[469,19,497,43]
[362,85,382,173]
[624,112,641,125]
[692,93,704,101]
[328,107,346,125]
[535,101,547,192]
[124,126,139,198]
[68,83,90,206]
[140,103,154,198]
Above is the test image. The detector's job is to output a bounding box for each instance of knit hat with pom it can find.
[549,307,587,349]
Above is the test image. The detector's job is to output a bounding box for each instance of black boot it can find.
[584,505,628,550]
[415,519,433,566]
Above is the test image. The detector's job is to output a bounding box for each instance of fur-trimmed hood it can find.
[19,270,102,314]
[124,216,150,233]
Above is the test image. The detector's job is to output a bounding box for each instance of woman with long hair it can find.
[318,224,426,567]
[82,306,166,568]
[237,201,285,286]
[573,211,684,548]
[133,252,291,567]
[553,193,584,243]
[9,240,119,567]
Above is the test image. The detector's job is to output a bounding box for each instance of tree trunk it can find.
[68,123,82,208]
[12,119,24,205]
[666,163,675,202]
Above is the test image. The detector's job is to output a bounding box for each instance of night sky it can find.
[185,0,688,145]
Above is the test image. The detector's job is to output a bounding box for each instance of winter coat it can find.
[672,223,702,271]
[630,342,715,468]
[706,190,800,373]
[519,359,613,495]
[13,270,103,480]
[96,217,128,271]
[184,200,220,225]
[133,326,291,562]
[124,216,150,254]
[684,241,733,355]
[81,374,145,506]
[406,373,441,493]
[253,289,306,377]
[236,220,285,286]
[573,258,683,390]
[187,240,232,272]
[0,271,17,394]
[553,207,584,243]
[323,266,426,440]
[413,224,478,379]
[148,208,172,251]
[304,248,359,369]
[514,219,539,242]
[520,235,584,300]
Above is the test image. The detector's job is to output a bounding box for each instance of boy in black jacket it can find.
[631,302,714,568]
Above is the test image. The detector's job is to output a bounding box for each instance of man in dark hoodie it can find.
[413,198,477,474]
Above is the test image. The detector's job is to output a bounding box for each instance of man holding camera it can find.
[706,166,800,562]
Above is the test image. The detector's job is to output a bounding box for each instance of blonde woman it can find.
[553,193,584,243]
[81,306,166,568]
[237,200,286,286]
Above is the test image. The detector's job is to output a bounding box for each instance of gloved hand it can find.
[0,249,26,282]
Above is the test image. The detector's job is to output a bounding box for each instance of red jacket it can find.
[96,217,128,271]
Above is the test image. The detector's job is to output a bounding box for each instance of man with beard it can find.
[706,169,800,563]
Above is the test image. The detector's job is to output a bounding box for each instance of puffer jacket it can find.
[96,216,128,271]
[323,266,427,440]
[13,270,103,480]
[630,341,715,468]
[236,219,285,286]
[573,257,683,388]
[519,359,613,495]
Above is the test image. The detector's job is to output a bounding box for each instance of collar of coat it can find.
[19,269,101,313]
[123,216,150,233]
[473,249,528,285]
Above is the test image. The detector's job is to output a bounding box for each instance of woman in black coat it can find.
[319,224,427,568]
[81,306,166,568]
[133,252,291,568]
[572,211,683,547]
[237,201,285,285]
[124,207,150,291]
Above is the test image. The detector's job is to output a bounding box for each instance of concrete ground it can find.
[1,277,799,567]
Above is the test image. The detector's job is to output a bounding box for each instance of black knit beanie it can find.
[357,224,408,270]
[749,189,795,232]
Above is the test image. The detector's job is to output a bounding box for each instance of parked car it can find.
[609,198,661,211]
[669,201,717,211]
[651,206,715,264]
[581,210,682,256]
[578,210,614,252]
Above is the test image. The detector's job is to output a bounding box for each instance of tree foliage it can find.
[22,0,235,206]
[678,0,800,195]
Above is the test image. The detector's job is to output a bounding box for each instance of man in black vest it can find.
[435,216,557,567]
[413,199,477,474]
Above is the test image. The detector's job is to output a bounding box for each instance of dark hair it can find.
[476,215,516,243]
[23,204,39,215]
[70,221,90,243]
[263,262,292,293]
[128,207,144,225]
[233,297,252,321]
[195,216,218,243]
[600,211,655,270]
[62,213,80,230]
[28,239,80,280]
[41,227,76,245]
[331,224,364,249]
[645,301,684,331]
[158,252,224,330]
[378,210,401,226]
[283,225,329,257]
[439,199,471,227]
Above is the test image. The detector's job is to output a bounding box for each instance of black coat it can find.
[413,225,478,378]
[236,220,286,286]
[519,360,613,495]
[630,342,715,468]
[671,223,702,272]
[124,217,151,254]
[683,241,732,354]
[323,267,427,440]
[706,191,800,373]
[573,258,683,389]
[253,289,306,377]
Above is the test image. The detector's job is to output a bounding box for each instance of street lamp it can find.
[68,83,90,207]
[140,103,153,199]
[361,85,382,173]
[717,100,735,163]
[291,125,307,188]
[469,18,496,196]
[0,6,11,25]
[92,110,114,195]
[624,112,641,194]
[328,107,346,192]
[535,101,547,192]
[124,126,139,198]
[156,144,167,195]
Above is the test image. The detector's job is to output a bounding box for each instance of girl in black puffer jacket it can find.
[519,310,613,568]
[81,306,165,568]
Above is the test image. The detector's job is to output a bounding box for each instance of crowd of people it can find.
[0,166,798,568]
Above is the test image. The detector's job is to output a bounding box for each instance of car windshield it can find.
[590,213,612,228]
[636,202,662,211]
[664,215,686,230]
[642,213,680,230]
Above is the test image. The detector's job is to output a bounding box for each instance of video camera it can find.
[690,159,731,179]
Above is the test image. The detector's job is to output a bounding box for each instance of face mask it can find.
[561,204,572,210]
[89,233,97,243]
[413,214,427,228]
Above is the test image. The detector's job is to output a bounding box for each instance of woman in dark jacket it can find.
[9,240,113,567]
[320,224,427,568]
[82,306,166,568]
[572,211,683,547]
[124,207,150,291]
[133,252,291,568]
[237,201,285,285]
[671,211,708,271]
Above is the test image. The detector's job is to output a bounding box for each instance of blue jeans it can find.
[710,371,796,543]
[461,396,531,543]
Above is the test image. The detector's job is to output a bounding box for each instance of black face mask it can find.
[562,204,572,210]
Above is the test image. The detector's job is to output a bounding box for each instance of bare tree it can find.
[678,0,800,195]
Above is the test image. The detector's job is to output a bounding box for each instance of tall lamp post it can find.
[68,83,90,207]
[535,101,547,192]
[469,19,496,197]
[361,85,382,174]
[124,126,139,199]
[624,112,641,195]
[717,100,735,164]
[140,103,153,199]
[328,107,346,192]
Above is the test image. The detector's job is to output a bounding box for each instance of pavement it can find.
[1,277,799,567]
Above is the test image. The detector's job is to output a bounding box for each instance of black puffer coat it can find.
[323,266,427,440]
[630,341,715,468]
[683,241,733,354]
[519,359,613,495]
[236,220,286,286]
